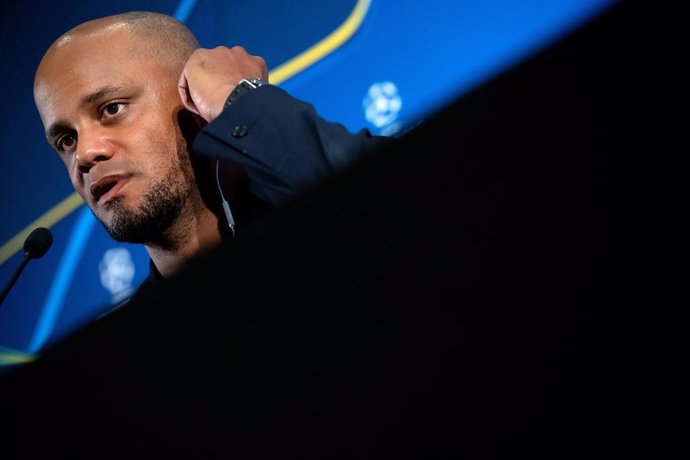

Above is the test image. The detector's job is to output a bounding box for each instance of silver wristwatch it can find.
[224,78,268,109]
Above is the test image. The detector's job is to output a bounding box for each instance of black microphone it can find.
[0,227,53,307]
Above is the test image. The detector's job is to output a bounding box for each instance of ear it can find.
[177,108,205,144]
[192,111,208,129]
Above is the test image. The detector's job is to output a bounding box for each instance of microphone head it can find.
[24,227,53,259]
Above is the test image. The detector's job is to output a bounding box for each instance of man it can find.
[34,11,385,302]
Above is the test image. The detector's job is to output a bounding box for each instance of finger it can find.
[177,71,200,117]
[255,56,269,81]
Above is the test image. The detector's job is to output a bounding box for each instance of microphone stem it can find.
[0,253,31,307]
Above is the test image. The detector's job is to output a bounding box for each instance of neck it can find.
[145,206,226,278]
[146,161,246,278]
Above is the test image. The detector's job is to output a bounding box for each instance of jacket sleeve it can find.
[191,84,390,206]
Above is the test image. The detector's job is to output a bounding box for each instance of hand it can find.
[178,46,268,123]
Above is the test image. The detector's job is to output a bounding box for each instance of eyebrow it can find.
[79,84,127,108]
[46,122,70,144]
[45,85,128,142]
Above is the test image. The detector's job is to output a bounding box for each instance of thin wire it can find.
[216,160,235,237]
[215,160,226,201]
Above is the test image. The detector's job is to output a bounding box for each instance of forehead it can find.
[37,25,138,85]
[33,26,171,124]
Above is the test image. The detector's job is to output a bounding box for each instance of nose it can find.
[75,128,114,173]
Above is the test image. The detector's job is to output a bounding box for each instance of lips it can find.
[90,175,129,203]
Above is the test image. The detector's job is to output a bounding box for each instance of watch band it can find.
[224,78,268,110]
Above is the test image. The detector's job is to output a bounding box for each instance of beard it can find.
[102,178,186,246]
[98,149,197,248]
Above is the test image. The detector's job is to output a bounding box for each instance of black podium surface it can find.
[0,3,637,458]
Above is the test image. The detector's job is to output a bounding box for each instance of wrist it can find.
[224,78,268,111]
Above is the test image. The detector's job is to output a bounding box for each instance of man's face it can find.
[34,23,197,244]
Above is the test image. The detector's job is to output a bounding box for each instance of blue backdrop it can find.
[0,0,615,360]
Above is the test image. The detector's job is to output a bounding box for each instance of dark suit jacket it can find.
[193,84,393,207]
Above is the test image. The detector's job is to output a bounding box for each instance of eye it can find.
[56,133,77,152]
[101,102,125,119]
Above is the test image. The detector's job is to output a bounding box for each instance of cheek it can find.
[70,174,91,204]
[140,114,188,164]
[64,156,83,188]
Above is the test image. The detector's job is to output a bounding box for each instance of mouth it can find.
[90,175,130,204]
